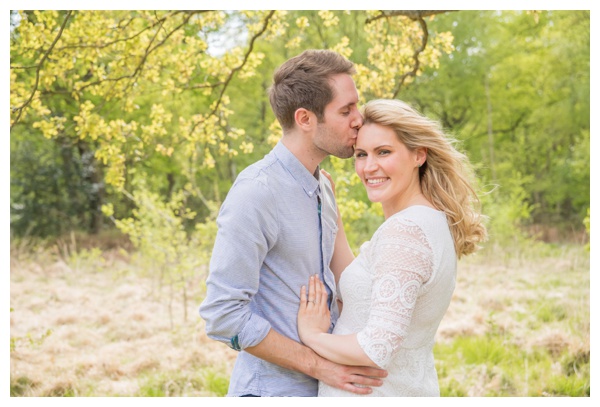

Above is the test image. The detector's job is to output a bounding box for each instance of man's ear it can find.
[294,108,314,130]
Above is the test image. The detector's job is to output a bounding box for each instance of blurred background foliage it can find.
[10,10,590,254]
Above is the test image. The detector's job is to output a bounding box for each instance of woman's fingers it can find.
[320,281,328,310]
[305,275,329,310]
[307,275,316,306]
[314,274,322,305]
[300,285,307,308]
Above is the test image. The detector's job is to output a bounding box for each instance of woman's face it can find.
[354,123,423,216]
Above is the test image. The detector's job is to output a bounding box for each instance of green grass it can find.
[433,242,589,397]
[199,369,230,396]
[436,336,519,396]
[10,376,38,397]
[136,369,229,396]
[435,332,590,396]
[534,302,568,323]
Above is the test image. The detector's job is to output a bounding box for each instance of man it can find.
[199,49,387,396]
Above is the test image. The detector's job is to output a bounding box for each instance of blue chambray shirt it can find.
[199,141,340,397]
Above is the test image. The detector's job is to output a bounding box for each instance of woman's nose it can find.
[364,156,378,172]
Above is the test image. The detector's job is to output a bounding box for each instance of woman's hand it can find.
[298,275,331,347]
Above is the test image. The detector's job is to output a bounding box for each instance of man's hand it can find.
[311,356,388,395]
[245,328,387,395]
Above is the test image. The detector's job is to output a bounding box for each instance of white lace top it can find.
[319,206,457,397]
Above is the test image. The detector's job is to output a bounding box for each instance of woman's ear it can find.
[416,147,427,167]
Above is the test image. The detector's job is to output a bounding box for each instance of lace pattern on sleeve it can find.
[357,217,434,368]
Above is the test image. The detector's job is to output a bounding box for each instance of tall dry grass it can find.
[9,236,237,396]
[9,235,590,396]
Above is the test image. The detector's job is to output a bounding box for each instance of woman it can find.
[297,99,487,396]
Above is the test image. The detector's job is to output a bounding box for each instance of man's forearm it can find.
[244,328,320,377]
[246,327,388,395]
[246,328,388,395]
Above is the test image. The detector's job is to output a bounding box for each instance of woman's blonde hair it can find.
[361,99,487,258]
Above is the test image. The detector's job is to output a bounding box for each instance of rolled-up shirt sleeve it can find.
[199,177,278,350]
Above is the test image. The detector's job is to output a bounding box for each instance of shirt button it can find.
[308,192,313,197]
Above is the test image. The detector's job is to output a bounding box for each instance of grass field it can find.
[9,236,590,397]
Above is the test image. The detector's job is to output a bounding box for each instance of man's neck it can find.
[281,134,326,175]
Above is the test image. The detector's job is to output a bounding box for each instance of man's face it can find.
[313,74,363,159]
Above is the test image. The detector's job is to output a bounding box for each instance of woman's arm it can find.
[330,213,355,285]
[298,275,378,368]
[321,170,355,284]
[245,328,386,393]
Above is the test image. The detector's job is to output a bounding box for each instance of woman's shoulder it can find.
[372,206,455,271]
[385,205,446,229]
[375,205,450,246]
[393,204,444,218]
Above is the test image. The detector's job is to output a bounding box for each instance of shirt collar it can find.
[273,141,321,198]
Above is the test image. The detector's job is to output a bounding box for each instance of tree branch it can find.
[11,10,73,129]
[58,15,159,51]
[366,10,455,24]
[190,10,276,133]
[392,16,428,98]
[364,11,457,98]
[210,10,276,116]
[74,11,202,97]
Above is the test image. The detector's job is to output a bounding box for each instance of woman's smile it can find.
[365,177,390,186]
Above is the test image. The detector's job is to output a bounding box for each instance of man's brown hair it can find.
[268,50,356,130]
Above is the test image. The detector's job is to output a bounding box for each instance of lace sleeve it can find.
[356,217,434,368]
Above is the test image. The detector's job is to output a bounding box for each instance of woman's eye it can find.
[378,150,391,155]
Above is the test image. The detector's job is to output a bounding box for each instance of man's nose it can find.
[351,111,363,129]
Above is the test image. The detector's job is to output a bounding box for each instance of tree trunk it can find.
[77,141,105,234]
[485,75,497,181]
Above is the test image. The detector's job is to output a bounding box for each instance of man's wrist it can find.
[301,342,327,379]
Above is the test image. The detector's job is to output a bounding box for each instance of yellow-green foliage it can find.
[11,10,454,242]
[11,7,588,332]
[103,186,217,323]
[11,10,451,189]
[479,167,537,246]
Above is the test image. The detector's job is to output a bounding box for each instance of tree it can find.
[398,10,590,238]
[10,10,453,240]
